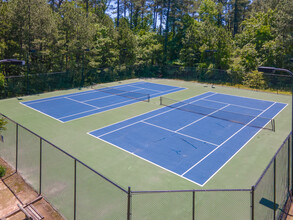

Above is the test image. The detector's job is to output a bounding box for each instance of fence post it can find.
[15,124,18,172]
[288,136,291,197]
[74,159,77,220]
[251,186,254,220]
[39,138,42,195]
[274,157,276,220]
[192,191,195,220]
[291,133,293,196]
[127,187,132,220]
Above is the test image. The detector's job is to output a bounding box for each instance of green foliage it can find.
[0,117,7,133]
[237,10,275,50]
[0,0,292,93]
[198,0,219,25]
[243,70,267,89]
[0,73,4,88]
[117,18,137,66]
[0,165,6,178]
[238,43,259,72]
[136,30,163,65]
[89,16,118,69]
[180,20,201,66]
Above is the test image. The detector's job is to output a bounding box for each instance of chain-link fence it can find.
[0,113,292,219]
[1,65,291,99]
[253,132,292,220]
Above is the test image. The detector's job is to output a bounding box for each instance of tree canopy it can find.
[0,0,292,90]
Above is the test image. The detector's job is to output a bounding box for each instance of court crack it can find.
[181,138,197,150]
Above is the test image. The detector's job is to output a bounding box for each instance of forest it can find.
[0,0,293,95]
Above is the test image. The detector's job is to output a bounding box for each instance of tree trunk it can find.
[117,0,120,27]
[164,0,171,63]
[130,1,133,29]
[233,0,238,36]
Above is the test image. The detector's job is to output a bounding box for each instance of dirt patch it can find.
[0,157,64,220]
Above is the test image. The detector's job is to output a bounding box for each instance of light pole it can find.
[258,66,293,132]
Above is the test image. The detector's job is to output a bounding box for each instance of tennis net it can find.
[160,97,275,131]
[92,84,150,102]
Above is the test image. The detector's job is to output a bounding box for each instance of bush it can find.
[243,70,267,89]
[0,165,6,178]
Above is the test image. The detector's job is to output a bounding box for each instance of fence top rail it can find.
[132,188,252,194]
[5,72,68,79]
[0,113,128,194]
[254,131,292,188]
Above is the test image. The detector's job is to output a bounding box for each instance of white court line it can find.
[20,82,145,105]
[88,93,287,186]
[20,102,65,123]
[65,97,100,109]
[80,87,146,102]
[49,86,159,121]
[87,91,215,134]
[199,102,288,186]
[151,87,186,96]
[213,92,288,105]
[58,88,153,120]
[142,121,218,146]
[22,81,186,123]
[96,93,217,138]
[59,98,135,120]
[60,83,189,123]
[21,96,65,105]
[127,84,164,92]
[181,102,277,177]
[87,133,205,187]
[175,104,230,132]
[203,98,265,111]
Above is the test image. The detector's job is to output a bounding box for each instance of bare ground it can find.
[0,157,64,220]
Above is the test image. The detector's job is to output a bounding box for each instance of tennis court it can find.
[20,81,184,122]
[89,92,287,186]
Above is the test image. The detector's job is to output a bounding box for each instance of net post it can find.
[160,97,162,105]
[74,159,77,220]
[16,123,18,172]
[251,186,254,220]
[39,138,42,195]
[127,186,132,220]
[272,119,275,132]
[147,94,150,102]
[192,191,195,220]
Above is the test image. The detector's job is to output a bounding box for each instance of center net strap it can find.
[160,96,275,131]
[92,84,150,102]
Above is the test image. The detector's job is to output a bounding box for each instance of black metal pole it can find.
[291,79,293,195]
[274,158,277,220]
[74,159,77,220]
[39,138,42,195]
[192,191,195,220]
[288,136,291,196]
[127,186,131,220]
[15,124,18,172]
[251,186,254,220]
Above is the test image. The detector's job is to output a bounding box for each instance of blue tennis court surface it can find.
[89,92,287,186]
[21,81,184,122]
